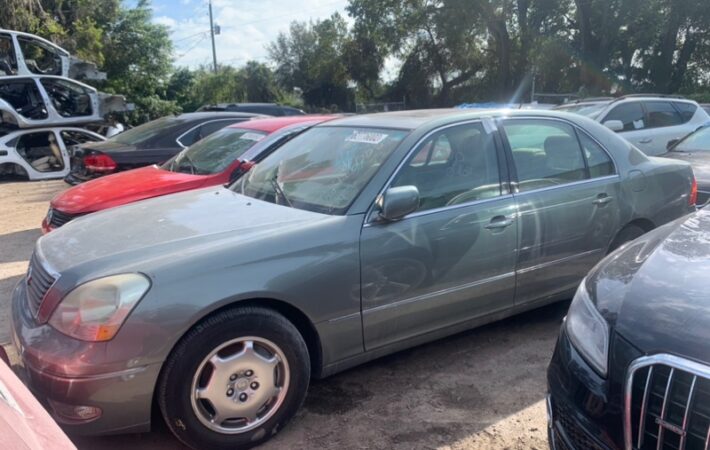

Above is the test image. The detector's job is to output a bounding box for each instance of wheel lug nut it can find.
[250,382,259,390]
[229,374,237,381]
[239,393,248,402]
[245,370,253,377]
[226,388,234,396]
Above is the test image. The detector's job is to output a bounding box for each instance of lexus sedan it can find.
[12,109,696,449]
[547,209,710,450]
[42,115,337,232]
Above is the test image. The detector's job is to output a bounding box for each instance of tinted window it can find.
[645,101,683,128]
[503,120,586,191]
[672,102,697,123]
[18,37,62,75]
[0,80,48,119]
[112,116,175,146]
[604,103,645,131]
[40,78,92,117]
[392,123,501,211]
[198,120,242,139]
[578,132,615,177]
[0,34,17,75]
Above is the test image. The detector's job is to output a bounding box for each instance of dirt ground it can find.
[0,179,560,450]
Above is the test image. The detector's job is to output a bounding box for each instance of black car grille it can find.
[48,208,79,228]
[627,357,710,450]
[26,252,56,317]
[553,401,606,450]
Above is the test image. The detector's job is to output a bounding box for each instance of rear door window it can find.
[644,101,683,129]
[17,37,62,75]
[603,103,646,131]
[198,120,244,140]
[40,78,93,117]
[578,132,615,178]
[503,119,587,191]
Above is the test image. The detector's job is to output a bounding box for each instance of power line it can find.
[176,34,209,60]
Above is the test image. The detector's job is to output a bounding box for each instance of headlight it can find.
[566,279,609,377]
[49,274,150,342]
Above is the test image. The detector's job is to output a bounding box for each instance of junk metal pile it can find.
[0,29,130,180]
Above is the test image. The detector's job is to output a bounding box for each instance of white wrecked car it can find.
[0,29,105,80]
[0,126,104,180]
[0,75,127,128]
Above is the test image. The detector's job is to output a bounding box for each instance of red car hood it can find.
[52,165,223,214]
[0,360,76,450]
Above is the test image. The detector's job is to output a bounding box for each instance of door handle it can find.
[592,194,613,206]
[485,216,514,230]
[638,138,653,144]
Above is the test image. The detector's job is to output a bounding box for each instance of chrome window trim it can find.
[513,174,621,198]
[175,119,243,148]
[624,353,710,450]
[364,117,502,225]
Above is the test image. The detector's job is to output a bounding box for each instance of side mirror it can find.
[666,138,679,150]
[603,120,624,132]
[377,186,419,221]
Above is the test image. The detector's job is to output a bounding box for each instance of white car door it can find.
[639,101,690,155]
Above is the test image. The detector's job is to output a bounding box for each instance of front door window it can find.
[17,37,62,76]
[0,34,17,75]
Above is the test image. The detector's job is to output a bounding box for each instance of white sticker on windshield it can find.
[345,131,388,145]
[241,132,265,142]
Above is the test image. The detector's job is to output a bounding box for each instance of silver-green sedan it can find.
[12,109,696,449]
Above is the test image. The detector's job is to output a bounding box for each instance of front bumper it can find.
[11,278,161,435]
[547,325,643,450]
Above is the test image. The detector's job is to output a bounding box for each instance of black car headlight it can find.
[566,279,609,377]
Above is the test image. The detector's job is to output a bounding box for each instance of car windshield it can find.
[675,126,710,152]
[163,128,267,175]
[234,126,408,214]
[111,116,176,145]
[555,103,608,119]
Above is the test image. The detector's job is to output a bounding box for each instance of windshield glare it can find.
[235,126,408,214]
[112,116,175,145]
[676,127,710,152]
[164,128,266,174]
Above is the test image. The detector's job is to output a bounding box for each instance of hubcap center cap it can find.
[235,378,249,391]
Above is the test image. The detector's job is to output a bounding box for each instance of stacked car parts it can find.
[0,29,129,180]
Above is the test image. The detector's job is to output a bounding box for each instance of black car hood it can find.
[663,151,710,188]
[587,210,710,364]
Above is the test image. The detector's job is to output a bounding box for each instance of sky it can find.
[149,0,350,69]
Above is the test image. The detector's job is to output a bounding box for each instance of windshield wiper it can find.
[270,172,293,207]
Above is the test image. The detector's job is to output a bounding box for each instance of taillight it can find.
[690,177,698,206]
[84,153,117,172]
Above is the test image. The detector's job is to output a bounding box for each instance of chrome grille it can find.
[626,355,710,450]
[47,208,79,228]
[26,252,56,317]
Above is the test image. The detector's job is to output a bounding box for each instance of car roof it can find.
[228,115,339,133]
[321,108,590,130]
[177,112,264,121]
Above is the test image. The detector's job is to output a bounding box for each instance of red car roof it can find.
[230,115,339,133]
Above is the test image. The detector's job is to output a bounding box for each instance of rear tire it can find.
[158,306,310,450]
[608,224,646,254]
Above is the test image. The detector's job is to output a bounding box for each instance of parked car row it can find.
[8,107,701,449]
[555,95,710,156]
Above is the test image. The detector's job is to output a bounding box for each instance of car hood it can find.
[38,186,329,274]
[51,165,215,214]
[663,151,710,187]
[588,210,710,363]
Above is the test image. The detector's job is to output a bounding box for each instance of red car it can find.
[43,115,336,232]
[0,356,76,449]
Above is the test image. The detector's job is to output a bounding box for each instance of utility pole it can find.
[209,0,217,72]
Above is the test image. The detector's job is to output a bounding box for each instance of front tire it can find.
[158,306,310,450]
